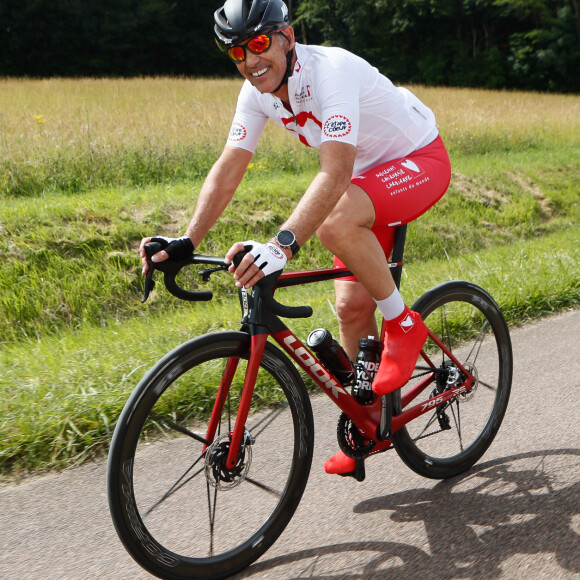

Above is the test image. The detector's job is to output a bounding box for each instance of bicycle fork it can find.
[205,333,269,470]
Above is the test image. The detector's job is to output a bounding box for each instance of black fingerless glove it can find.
[150,235,194,260]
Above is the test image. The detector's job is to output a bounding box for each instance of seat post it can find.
[390,224,407,290]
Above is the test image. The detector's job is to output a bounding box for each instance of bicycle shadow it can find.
[235,448,580,579]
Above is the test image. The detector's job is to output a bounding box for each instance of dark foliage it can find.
[0,0,578,92]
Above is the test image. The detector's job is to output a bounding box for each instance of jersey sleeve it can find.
[314,56,361,148]
[226,81,268,153]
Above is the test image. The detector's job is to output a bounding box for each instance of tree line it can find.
[0,0,578,92]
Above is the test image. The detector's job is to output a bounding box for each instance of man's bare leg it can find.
[334,280,378,360]
[318,183,427,475]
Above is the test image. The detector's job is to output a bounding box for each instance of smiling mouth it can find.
[252,67,269,78]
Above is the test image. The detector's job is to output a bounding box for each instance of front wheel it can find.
[391,281,512,479]
[107,331,314,579]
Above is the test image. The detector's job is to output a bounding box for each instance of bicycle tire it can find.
[107,331,314,580]
[390,281,512,479]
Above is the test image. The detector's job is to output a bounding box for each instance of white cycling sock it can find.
[374,288,405,321]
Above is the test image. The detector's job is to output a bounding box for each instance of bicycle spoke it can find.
[143,458,205,518]
[479,378,497,391]
[414,410,440,440]
[245,476,283,497]
[448,400,464,452]
[151,414,211,446]
[249,404,287,438]
[438,306,450,364]
[464,319,490,366]
[206,481,219,557]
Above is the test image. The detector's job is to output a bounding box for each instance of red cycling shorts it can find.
[333,135,451,281]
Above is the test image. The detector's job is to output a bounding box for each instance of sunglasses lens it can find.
[228,46,245,62]
[248,34,271,54]
[227,33,272,62]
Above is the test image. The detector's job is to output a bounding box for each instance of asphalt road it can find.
[1,309,579,579]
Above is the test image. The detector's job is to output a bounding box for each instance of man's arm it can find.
[140,145,252,273]
[281,140,356,247]
[225,140,356,288]
[185,146,253,247]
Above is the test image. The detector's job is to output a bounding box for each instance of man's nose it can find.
[244,50,260,67]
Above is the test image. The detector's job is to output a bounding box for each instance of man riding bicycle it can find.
[140,0,452,477]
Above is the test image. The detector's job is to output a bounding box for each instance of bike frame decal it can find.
[273,329,382,439]
[392,381,472,434]
[281,331,349,400]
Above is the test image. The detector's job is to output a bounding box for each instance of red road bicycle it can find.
[107,225,512,579]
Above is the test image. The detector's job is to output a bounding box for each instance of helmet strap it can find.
[270,31,294,94]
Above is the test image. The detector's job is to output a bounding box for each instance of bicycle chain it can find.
[336,365,463,460]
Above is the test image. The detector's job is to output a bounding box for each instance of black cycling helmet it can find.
[214,0,290,49]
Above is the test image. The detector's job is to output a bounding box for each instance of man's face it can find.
[235,28,294,94]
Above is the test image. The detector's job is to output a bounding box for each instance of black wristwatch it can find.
[275,229,300,257]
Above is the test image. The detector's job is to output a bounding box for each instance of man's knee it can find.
[335,283,376,327]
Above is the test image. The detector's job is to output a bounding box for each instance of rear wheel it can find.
[107,331,314,579]
[391,281,512,479]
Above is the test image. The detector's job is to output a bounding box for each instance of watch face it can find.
[277,230,296,247]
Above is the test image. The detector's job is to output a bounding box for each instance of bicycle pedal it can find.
[338,457,366,482]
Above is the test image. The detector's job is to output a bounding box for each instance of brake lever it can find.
[199,264,229,282]
[142,267,156,303]
[141,241,215,302]
[141,242,162,303]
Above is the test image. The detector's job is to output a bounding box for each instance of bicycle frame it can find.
[110,230,511,580]
[210,265,477,470]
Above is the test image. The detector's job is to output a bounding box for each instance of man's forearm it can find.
[185,146,252,248]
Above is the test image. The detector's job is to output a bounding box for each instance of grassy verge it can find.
[2,145,578,344]
[0,80,578,479]
[1,225,578,479]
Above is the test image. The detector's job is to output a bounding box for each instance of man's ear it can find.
[287,26,295,48]
[281,26,295,49]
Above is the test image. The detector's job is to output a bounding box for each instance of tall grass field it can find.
[0,78,578,479]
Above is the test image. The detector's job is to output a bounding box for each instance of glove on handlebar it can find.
[150,235,194,260]
[243,240,288,277]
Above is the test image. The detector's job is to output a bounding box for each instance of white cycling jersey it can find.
[226,43,439,175]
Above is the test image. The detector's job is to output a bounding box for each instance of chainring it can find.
[337,412,376,458]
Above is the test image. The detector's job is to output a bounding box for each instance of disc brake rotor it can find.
[458,364,478,402]
[205,432,252,490]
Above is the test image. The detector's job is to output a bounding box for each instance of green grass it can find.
[0,80,578,479]
[1,156,578,479]
[2,145,577,344]
[1,225,578,478]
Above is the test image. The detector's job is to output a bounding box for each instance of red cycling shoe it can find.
[372,306,427,395]
[324,449,356,475]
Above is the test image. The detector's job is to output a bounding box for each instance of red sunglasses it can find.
[226,32,274,63]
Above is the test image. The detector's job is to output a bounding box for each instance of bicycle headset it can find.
[214,0,294,94]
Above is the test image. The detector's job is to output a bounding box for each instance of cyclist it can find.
[140,0,452,477]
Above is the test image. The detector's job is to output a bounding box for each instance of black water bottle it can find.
[307,328,355,386]
[352,336,382,404]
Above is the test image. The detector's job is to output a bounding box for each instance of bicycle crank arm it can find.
[379,395,393,440]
